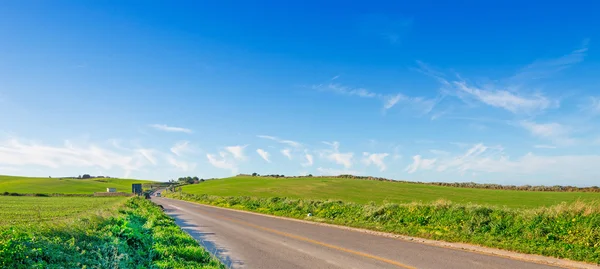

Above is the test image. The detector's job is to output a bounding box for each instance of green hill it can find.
[180,176,600,209]
[0,175,153,194]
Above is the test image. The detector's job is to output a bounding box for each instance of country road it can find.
[152,197,569,269]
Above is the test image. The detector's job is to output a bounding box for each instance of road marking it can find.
[182,205,417,269]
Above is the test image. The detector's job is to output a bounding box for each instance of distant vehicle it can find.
[156,192,161,197]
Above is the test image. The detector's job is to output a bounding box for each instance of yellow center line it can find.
[196,207,417,269]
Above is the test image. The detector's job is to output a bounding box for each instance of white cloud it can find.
[519,120,574,145]
[167,155,196,172]
[257,135,302,148]
[405,155,437,173]
[534,144,557,149]
[137,149,157,165]
[314,83,378,98]
[402,142,600,184]
[256,149,271,163]
[362,152,389,171]
[453,81,554,114]
[322,141,340,151]
[327,153,353,168]
[170,141,194,156]
[429,144,600,184]
[512,40,588,81]
[0,138,155,177]
[316,167,360,176]
[225,145,247,160]
[312,82,436,112]
[302,153,314,167]
[281,149,292,160]
[582,96,600,115]
[206,152,238,174]
[435,143,503,173]
[148,124,192,134]
[415,43,592,115]
[383,94,403,109]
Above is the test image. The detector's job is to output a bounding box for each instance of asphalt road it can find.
[152,197,563,269]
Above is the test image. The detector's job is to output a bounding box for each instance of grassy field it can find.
[0,196,223,268]
[180,176,600,209]
[0,175,152,194]
[0,196,127,226]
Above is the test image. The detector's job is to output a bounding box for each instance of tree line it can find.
[239,174,600,193]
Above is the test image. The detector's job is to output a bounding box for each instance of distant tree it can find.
[82,174,91,179]
[77,175,82,179]
[252,172,258,177]
[307,174,313,177]
[200,178,205,182]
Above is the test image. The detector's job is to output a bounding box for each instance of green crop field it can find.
[0,196,127,226]
[0,175,153,194]
[0,196,223,268]
[180,176,600,208]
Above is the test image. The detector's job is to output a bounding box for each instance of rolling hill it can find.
[0,175,153,194]
[180,176,600,209]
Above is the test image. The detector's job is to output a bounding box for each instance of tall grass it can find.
[168,192,600,264]
[0,197,224,269]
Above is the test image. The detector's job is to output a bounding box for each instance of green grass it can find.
[0,175,152,194]
[0,196,127,226]
[181,176,600,209]
[0,196,224,268]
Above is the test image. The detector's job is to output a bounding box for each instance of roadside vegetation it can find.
[0,175,152,194]
[179,176,600,209]
[0,196,224,268]
[166,190,600,264]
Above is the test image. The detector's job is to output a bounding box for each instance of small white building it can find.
[106,188,116,193]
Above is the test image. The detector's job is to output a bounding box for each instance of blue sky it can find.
[1,1,600,186]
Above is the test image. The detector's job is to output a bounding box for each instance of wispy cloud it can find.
[362,152,389,171]
[301,152,314,167]
[206,152,238,175]
[415,41,589,115]
[452,81,554,114]
[0,138,155,177]
[137,149,157,165]
[407,142,600,184]
[383,94,402,110]
[320,141,354,168]
[149,124,192,134]
[519,120,574,145]
[281,149,292,160]
[225,145,247,160]
[534,144,557,149]
[511,39,589,81]
[256,149,271,163]
[311,81,437,112]
[257,135,302,148]
[170,141,195,156]
[327,152,353,168]
[581,96,600,115]
[405,155,437,174]
[167,155,196,172]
